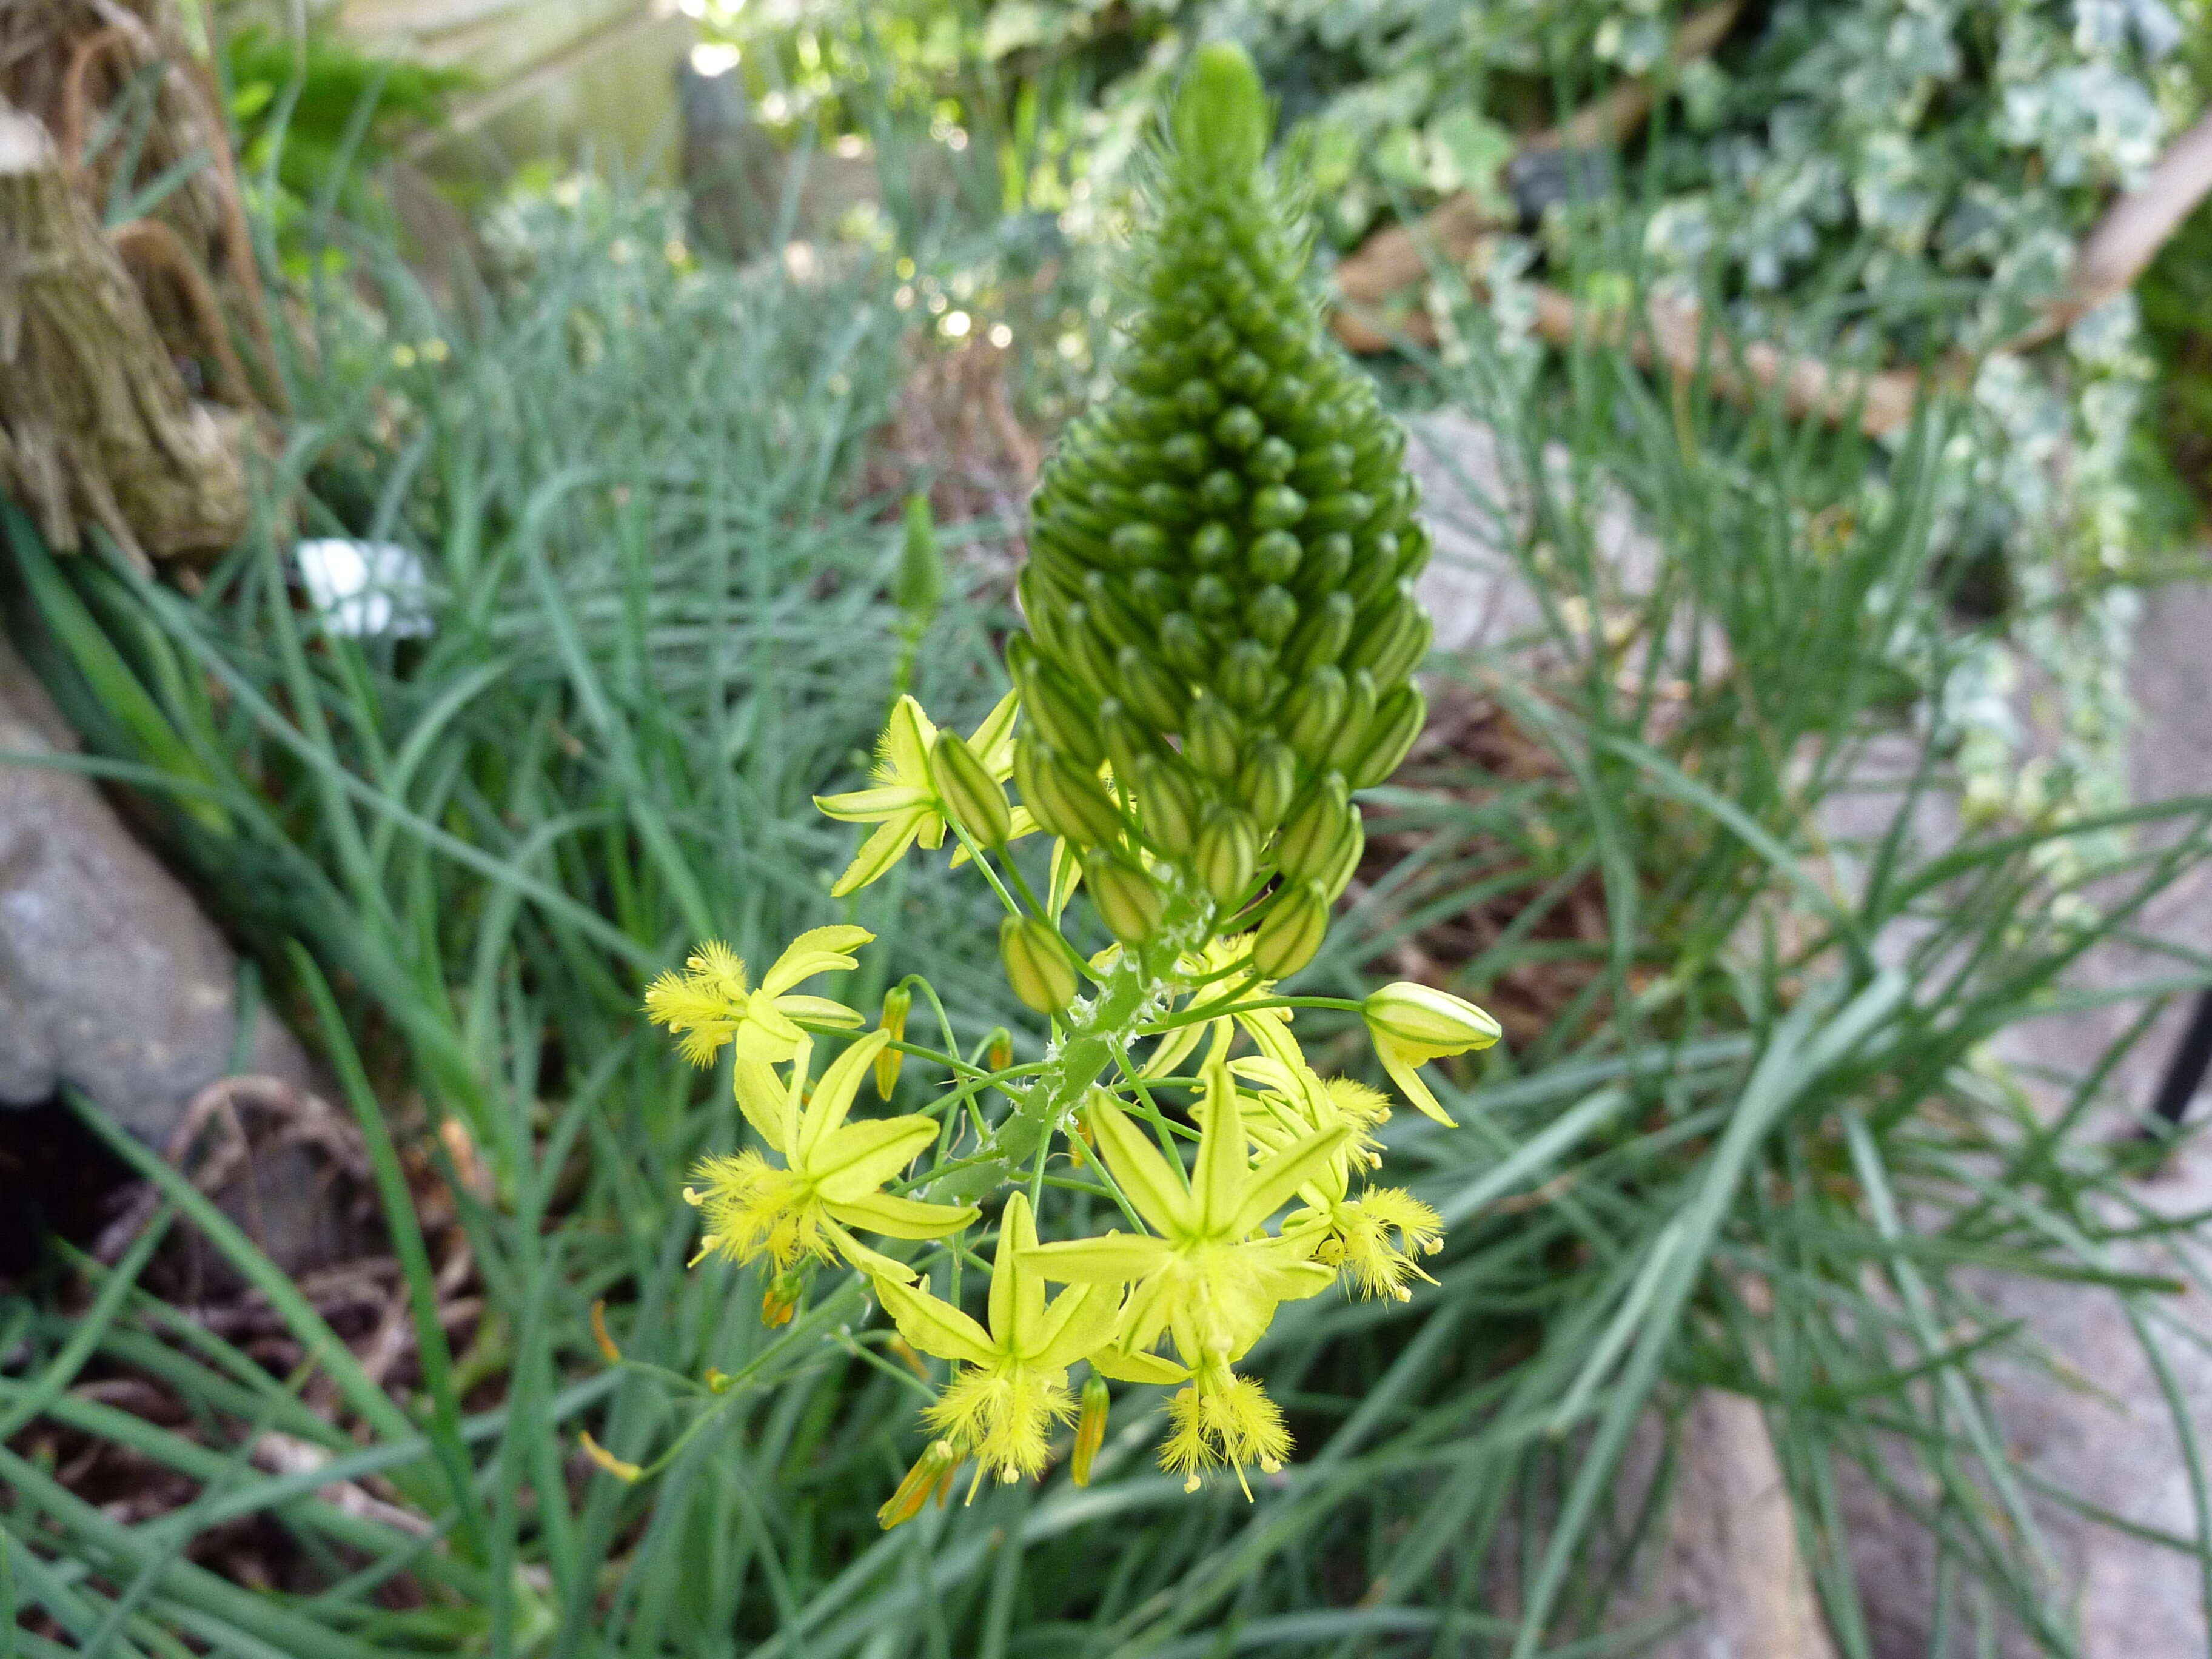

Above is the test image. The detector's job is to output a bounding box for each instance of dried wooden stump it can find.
[0,103,248,568]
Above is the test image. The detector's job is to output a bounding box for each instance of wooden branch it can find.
[1332,52,2212,440]
[2005,106,2212,356]
[0,99,247,567]
[1332,0,1746,309]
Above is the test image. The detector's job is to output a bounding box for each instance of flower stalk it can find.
[629,41,1504,1515]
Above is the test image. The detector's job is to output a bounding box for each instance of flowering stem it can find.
[1134,994,1367,1036]
[947,823,1024,917]
[626,1274,866,1483]
[902,973,965,1068]
[831,1326,939,1403]
[1111,1038,1199,1172]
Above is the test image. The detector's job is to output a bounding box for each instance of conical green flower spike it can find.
[1013,41,1430,939]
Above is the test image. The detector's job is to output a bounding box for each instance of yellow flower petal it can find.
[828,1190,980,1241]
[1085,1096,1193,1238]
[967,688,1021,773]
[1030,1284,1118,1370]
[880,695,938,785]
[793,1030,891,1161]
[991,1192,1048,1349]
[1023,1231,1174,1285]
[814,785,931,823]
[732,1052,796,1153]
[830,812,928,897]
[873,1274,999,1367]
[1231,1119,1352,1237]
[1087,1343,1189,1386]
[761,925,874,996]
[1190,1059,1252,1235]
[1141,1019,1209,1081]
[812,1116,939,1201]
[1376,1039,1456,1127]
[823,1219,921,1282]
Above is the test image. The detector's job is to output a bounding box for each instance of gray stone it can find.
[0,632,363,1275]
[0,634,313,1136]
[1624,1392,1841,1659]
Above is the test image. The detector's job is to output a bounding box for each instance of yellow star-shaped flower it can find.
[1022,1061,1347,1492]
[1225,1073,1441,1302]
[645,927,871,1068]
[687,1029,977,1289]
[871,1191,1118,1492]
[814,691,1020,896]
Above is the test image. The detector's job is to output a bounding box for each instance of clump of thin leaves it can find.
[4,161,2210,1659]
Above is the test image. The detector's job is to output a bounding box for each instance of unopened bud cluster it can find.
[1008,46,1429,974]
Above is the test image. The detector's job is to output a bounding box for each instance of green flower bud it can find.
[1250,435,1297,481]
[1116,645,1189,730]
[1083,571,1153,655]
[1133,754,1204,858]
[1159,612,1213,677]
[1008,36,1430,942]
[1317,805,1366,902]
[1347,586,1429,683]
[1013,654,1106,769]
[1349,684,1426,790]
[1219,640,1276,712]
[1001,914,1078,1015]
[1184,691,1242,779]
[931,729,1012,846]
[1277,773,1350,880]
[1016,737,1125,847]
[1099,700,1158,790]
[1282,665,1349,759]
[1323,669,1379,769]
[1396,520,1432,581]
[1173,39,1270,176]
[1195,806,1259,905]
[875,985,912,1099]
[1364,980,1501,1054]
[1285,592,1355,678]
[1198,469,1244,515]
[1085,854,1167,944]
[1305,490,1373,534]
[1234,737,1297,829]
[1245,585,1298,647]
[1248,529,1302,583]
[1252,879,1329,979]
[1213,405,1264,452]
[1060,607,1124,693]
[1250,484,1307,531]
[1302,532,1353,593]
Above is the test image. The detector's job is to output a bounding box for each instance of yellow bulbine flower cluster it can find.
[680,1026,977,1285]
[644,928,871,1068]
[1025,1062,1346,1495]
[641,686,1507,1507]
[872,1193,1113,1493]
